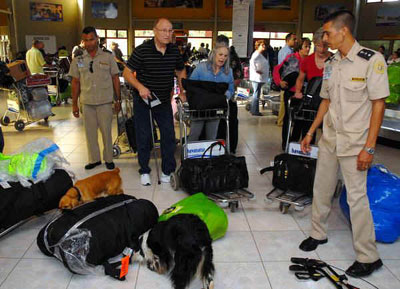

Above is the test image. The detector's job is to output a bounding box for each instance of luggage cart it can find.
[265,101,342,214]
[112,80,134,158]
[171,98,254,212]
[1,75,53,131]
[236,79,270,111]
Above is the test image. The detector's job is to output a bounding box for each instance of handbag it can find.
[261,153,316,195]
[182,78,228,110]
[180,142,249,195]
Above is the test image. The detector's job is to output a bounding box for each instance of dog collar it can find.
[72,186,82,201]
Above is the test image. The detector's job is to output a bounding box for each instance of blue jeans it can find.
[133,95,176,175]
[251,81,264,115]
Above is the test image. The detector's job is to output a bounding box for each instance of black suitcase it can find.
[217,99,238,154]
[0,169,73,235]
[261,153,316,195]
[37,195,159,280]
[125,117,137,152]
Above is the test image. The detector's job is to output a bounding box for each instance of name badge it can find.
[323,65,332,80]
[351,77,366,82]
[77,60,84,68]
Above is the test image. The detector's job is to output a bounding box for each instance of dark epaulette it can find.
[357,49,375,61]
[325,55,334,63]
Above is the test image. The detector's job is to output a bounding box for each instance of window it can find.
[366,0,399,3]
[97,29,128,58]
[187,30,212,52]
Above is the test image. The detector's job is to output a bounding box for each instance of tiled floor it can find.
[0,103,399,289]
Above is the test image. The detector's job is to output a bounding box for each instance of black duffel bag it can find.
[182,78,228,110]
[0,169,73,235]
[261,153,316,195]
[37,195,158,280]
[180,142,249,195]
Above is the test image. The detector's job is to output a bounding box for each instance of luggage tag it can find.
[119,247,133,279]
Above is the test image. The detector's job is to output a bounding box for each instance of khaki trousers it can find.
[82,103,113,163]
[310,147,379,263]
[277,90,285,126]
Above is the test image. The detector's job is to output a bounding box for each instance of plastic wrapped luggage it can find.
[30,87,48,101]
[0,169,73,235]
[26,99,53,120]
[37,195,159,280]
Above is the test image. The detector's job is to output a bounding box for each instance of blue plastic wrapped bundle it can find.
[340,165,400,243]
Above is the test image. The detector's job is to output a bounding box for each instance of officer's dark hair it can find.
[323,10,355,34]
[82,26,97,37]
[285,33,295,42]
[216,35,229,46]
[379,45,385,51]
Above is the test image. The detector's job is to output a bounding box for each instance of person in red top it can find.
[293,28,332,143]
[273,37,311,150]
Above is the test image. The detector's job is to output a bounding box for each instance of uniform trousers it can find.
[82,103,113,164]
[310,146,380,263]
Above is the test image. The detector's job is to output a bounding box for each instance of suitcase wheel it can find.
[170,172,179,191]
[113,145,121,159]
[14,120,25,131]
[229,201,239,212]
[279,202,290,214]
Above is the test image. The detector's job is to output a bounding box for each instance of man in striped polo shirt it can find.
[123,18,186,186]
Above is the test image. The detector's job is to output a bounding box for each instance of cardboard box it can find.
[7,60,29,82]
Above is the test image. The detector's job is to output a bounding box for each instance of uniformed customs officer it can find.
[69,26,121,170]
[299,11,389,278]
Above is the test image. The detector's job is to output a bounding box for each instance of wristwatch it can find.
[363,147,375,155]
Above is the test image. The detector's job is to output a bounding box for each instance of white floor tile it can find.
[314,230,357,261]
[0,227,39,258]
[253,231,318,262]
[0,258,72,289]
[0,258,19,285]
[213,231,261,262]
[245,207,300,231]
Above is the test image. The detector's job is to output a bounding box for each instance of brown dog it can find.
[59,168,123,209]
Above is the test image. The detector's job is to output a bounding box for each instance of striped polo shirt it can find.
[127,38,184,102]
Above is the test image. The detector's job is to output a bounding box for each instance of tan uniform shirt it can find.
[69,48,119,105]
[319,41,389,156]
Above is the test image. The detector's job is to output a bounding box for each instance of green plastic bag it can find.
[387,63,400,105]
[159,193,229,240]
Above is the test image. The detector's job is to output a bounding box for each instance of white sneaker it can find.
[140,174,151,186]
[160,173,170,183]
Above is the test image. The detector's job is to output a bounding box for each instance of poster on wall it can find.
[144,0,203,8]
[314,4,346,21]
[376,7,400,27]
[30,2,63,22]
[91,1,118,19]
[25,35,57,54]
[262,0,291,10]
[225,0,233,8]
[232,0,250,58]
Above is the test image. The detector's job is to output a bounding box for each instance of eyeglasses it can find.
[89,61,93,73]
[155,28,174,35]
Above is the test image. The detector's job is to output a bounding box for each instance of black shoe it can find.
[252,112,263,116]
[106,162,115,170]
[346,259,383,278]
[299,237,328,252]
[84,161,101,170]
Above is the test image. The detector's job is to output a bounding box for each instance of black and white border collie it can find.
[137,214,215,289]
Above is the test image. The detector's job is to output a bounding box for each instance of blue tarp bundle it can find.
[340,165,400,243]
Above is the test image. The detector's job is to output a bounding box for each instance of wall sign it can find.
[144,0,203,8]
[30,2,63,22]
[91,1,118,19]
[262,0,291,10]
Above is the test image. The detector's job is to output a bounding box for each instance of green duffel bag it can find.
[158,193,228,241]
